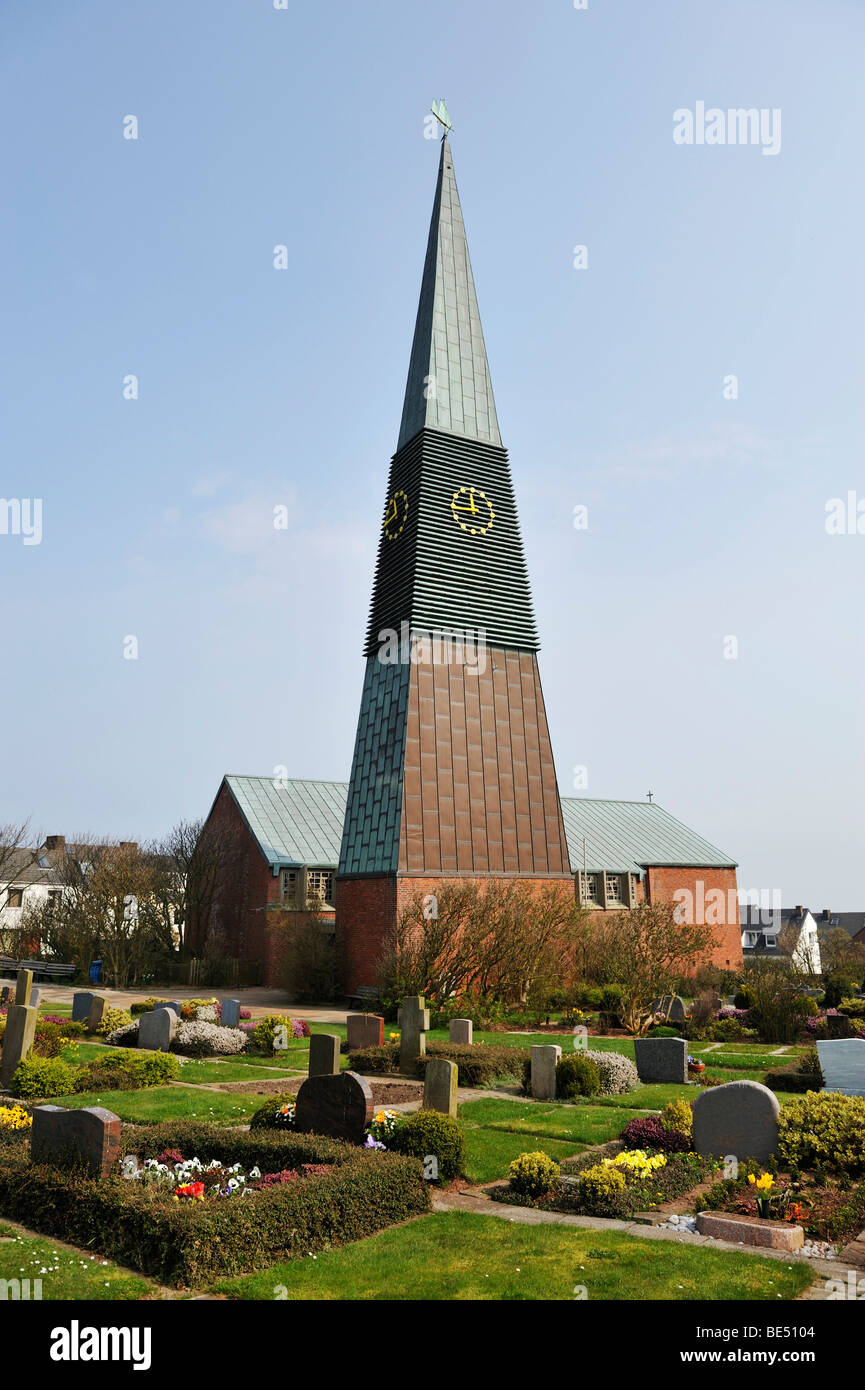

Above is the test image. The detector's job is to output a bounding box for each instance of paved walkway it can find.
[20,982,351,1024]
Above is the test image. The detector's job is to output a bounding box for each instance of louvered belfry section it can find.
[337,134,572,994]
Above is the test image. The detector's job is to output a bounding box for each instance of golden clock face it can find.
[383,488,408,540]
[451,486,494,536]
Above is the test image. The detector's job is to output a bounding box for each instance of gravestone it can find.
[816,1039,865,1098]
[308,1032,341,1077]
[398,996,429,1072]
[295,1070,373,1143]
[220,998,241,1029]
[651,995,686,1023]
[346,1013,384,1050]
[692,1079,780,1165]
[71,992,94,1023]
[165,1002,182,1016]
[31,1105,122,1179]
[138,1007,177,1052]
[423,1058,458,1117]
[826,1013,852,1040]
[531,1044,561,1101]
[449,1019,473,1045]
[29,987,41,1009]
[0,999,38,1087]
[87,996,108,1032]
[0,986,10,1004]
[634,1036,688,1084]
[14,970,33,1006]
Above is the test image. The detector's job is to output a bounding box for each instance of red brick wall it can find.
[336,872,574,996]
[188,781,275,964]
[645,866,742,971]
[264,906,336,988]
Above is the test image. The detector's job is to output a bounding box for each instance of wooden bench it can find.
[0,957,76,982]
[346,984,382,1011]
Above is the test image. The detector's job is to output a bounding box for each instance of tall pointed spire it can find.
[398,137,501,449]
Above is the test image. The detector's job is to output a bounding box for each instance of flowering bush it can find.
[173,1021,248,1057]
[106,1021,139,1047]
[195,1005,219,1023]
[180,998,219,1021]
[584,1048,639,1096]
[122,1154,260,1198]
[777,1092,865,1175]
[602,1148,667,1179]
[618,1115,692,1154]
[250,1015,310,1052]
[0,1104,32,1131]
[367,1109,403,1145]
[575,1162,627,1214]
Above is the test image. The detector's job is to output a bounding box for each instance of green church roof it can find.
[560,797,737,874]
[223,775,735,875]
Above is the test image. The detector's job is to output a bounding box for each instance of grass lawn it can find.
[0,1229,153,1300]
[41,1087,262,1124]
[460,1098,646,1147]
[210,1210,814,1301]
[462,1129,586,1183]
[173,1058,298,1085]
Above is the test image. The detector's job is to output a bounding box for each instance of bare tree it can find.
[602,900,719,1035]
[0,819,40,956]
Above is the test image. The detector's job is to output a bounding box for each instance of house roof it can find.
[559,798,737,875]
[224,776,736,876]
[813,910,865,941]
[0,847,61,887]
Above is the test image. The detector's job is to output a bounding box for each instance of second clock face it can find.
[383,488,409,540]
[451,486,495,536]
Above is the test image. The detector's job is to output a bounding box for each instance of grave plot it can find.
[0,1106,430,1287]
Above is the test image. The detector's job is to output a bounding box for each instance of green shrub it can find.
[648,1024,681,1038]
[0,1121,431,1286]
[421,1043,528,1088]
[129,998,171,1017]
[763,1068,815,1094]
[733,987,753,1010]
[575,1162,627,1215]
[777,1092,865,1174]
[347,1043,400,1074]
[387,1110,464,1182]
[555,1053,600,1099]
[823,977,853,1010]
[249,1094,298,1130]
[9,1056,87,1099]
[661,1099,693,1137]
[839,997,865,1020]
[508,1150,560,1199]
[92,1007,133,1038]
[601,985,623,1013]
[85,1052,180,1091]
[250,1015,294,1052]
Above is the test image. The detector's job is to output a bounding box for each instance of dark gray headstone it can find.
[71,991,94,1022]
[0,986,10,1004]
[423,1057,458,1117]
[31,1105,122,1179]
[309,1033,341,1077]
[87,996,108,1032]
[295,1071,374,1143]
[220,998,241,1028]
[346,1013,384,1049]
[692,1080,780,1165]
[816,1039,865,1098]
[651,994,686,1022]
[29,987,41,1009]
[165,1001,182,1016]
[138,1007,177,1052]
[634,1036,688,1083]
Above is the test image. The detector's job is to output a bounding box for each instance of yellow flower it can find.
[748,1173,756,1184]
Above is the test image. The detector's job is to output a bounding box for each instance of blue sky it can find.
[2,1,863,907]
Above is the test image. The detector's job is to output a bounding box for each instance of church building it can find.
[194,126,742,990]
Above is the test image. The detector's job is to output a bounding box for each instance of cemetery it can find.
[2,973,865,1299]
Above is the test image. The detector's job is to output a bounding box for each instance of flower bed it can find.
[494,1141,715,1219]
[0,1120,430,1286]
[347,1040,529,1087]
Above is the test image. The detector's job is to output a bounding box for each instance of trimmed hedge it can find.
[0,1122,430,1287]
[348,1040,529,1087]
[763,1067,815,1094]
[421,1043,528,1088]
[387,1111,465,1181]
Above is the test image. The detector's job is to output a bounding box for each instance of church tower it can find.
[336,129,572,993]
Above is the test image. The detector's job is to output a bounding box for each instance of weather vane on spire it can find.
[431,99,453,137]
